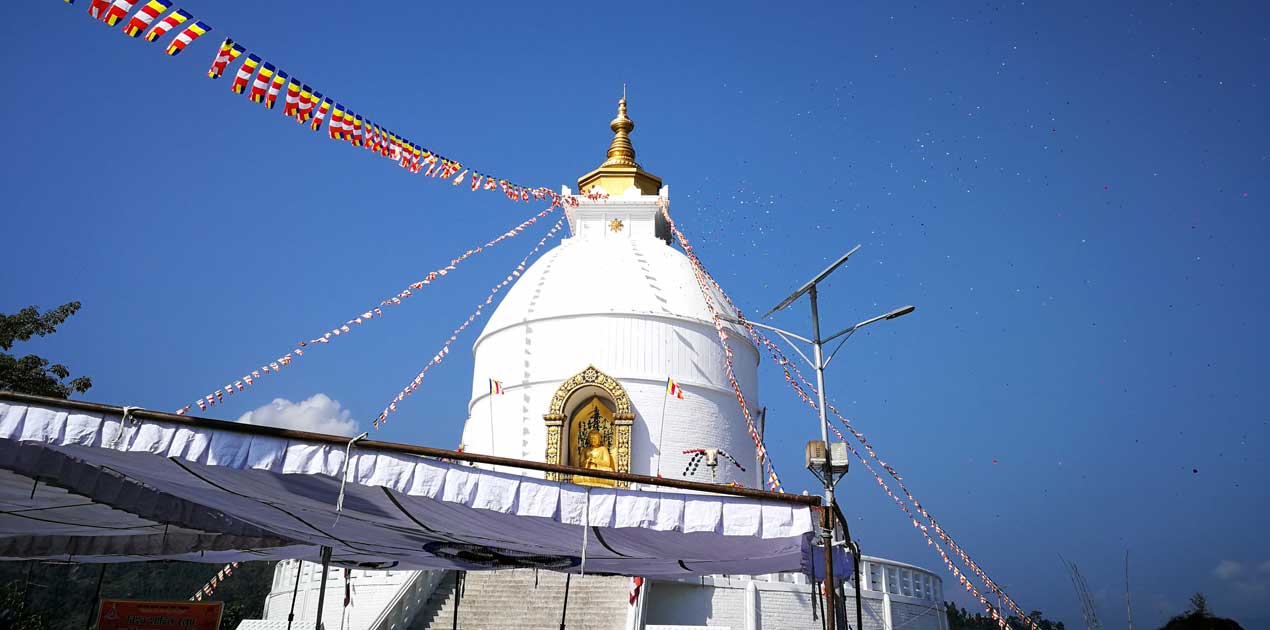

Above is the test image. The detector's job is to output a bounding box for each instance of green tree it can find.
[945,602,1066,630]
[1159,593,1244,630]
[0,574,49,630]
[0,302,92,398]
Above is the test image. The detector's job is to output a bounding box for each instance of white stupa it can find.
[460,95,760,489]
[241,97,947,630]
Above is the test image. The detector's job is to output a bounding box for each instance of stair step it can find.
[409,570,629,630]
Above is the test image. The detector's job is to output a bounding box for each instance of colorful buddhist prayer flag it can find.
[229,54,260,94]
[143,8,188,43]
[164,20,209,55]
[120,0,170,37]
[311,96,332,131]
[247,63,274,103]
[101,0,138,26]
[282,76,301,116]
[206,38,243,78]
[295,85,315,122]
[341,109,356,143]
[489,379,504,395]
[88,0,112,19]
[328,103,346,139]
[351,115,364,147]
[264,70,287,109]
[666,377,685,399]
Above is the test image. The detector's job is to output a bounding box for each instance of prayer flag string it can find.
[189,561,239,602]
[58,2,558,205]
[675,238,1035,630]
[373,216,567,428]
[654,198,784,492]
[174,206,559,415]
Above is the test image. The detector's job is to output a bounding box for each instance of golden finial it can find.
[602,89,638,168]
[576,87,662,196]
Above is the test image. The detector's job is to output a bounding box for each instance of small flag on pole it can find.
[666,377,684,399]
[489,379,504,395]
[629,577,644,605]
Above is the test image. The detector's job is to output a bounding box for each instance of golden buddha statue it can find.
[573,429,616,487]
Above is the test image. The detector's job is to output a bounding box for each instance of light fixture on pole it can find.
[720,244,914,630]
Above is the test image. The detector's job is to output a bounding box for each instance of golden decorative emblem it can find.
[609,218,624,232]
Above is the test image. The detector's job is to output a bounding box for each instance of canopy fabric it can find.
[0,397,815,577]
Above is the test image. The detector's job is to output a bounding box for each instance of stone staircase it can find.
[411,569,629,630]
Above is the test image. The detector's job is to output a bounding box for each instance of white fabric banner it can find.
[0,400,814,577]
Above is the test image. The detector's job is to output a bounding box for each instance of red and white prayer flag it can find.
[629,576,644,605]
[88,0,113,20]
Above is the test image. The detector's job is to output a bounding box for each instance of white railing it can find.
[366,570,448,630]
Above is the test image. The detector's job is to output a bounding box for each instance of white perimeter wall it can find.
[644,574,946,630]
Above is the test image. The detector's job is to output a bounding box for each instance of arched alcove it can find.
[543,365,634,487]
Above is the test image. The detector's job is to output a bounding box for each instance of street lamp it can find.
[720,244,914,630]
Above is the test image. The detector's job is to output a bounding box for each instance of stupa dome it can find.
[461,98,761,488]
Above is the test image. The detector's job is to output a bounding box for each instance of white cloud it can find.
[237,394,358,437]
[1214,560,1244,580]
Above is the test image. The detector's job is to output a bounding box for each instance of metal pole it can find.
[85,564,107,630]
[286,561,304,630]
[833,501,863,630]
[654,385,670,477]
[314,547,332,630]
[558,573,572,630]
[1125,550,1134,630]
[810,285,838,630]
[452,571,464,630]
[852,542,863,630]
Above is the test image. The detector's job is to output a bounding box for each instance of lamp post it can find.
[721,245,914,630]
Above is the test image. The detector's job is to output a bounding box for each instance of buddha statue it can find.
[574,429,616,487]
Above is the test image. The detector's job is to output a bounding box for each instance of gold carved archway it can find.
[544,365,634,487]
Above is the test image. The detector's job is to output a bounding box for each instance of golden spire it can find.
[602,87,638,167]
[578,87,662,196]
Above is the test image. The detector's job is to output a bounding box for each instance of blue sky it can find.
[2,1,1268,627]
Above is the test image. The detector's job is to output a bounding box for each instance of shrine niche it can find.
[543,365,634,487]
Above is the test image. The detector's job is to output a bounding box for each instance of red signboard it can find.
[96,599,223,630]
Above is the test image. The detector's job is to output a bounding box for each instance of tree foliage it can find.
[945,602,1066,630]
[0,561,273,630]
[0,302,92,399]
[1159,592,1244,630]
